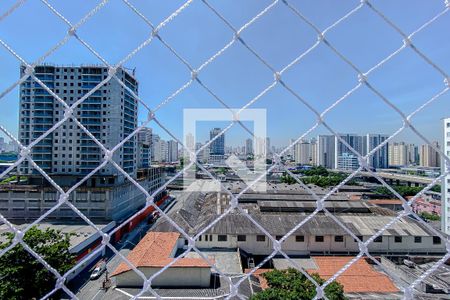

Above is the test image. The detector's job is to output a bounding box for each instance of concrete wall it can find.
[0,168,164,221]
[115,267,211,287]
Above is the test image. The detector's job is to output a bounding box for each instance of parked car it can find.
[90,261,106,280]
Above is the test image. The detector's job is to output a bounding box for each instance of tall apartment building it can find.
[137,128,152,169]
[388,142,407,167]
[317,135,335,169]
[167,140,179,163]
[338,153,359,171]
[151,134,161,162]
[419,142,440,168]
[266,137,271,155]
[137,127,152,144]
[310,138,317,166]
[18,65,138,185]
[406,143,419,165]
[335,134,364,170]
[209,128,225,156]
[294,140,313,165]
[209,128,225,164]
[442,118,450,234]
[160,140,168,162]
[245,138,253,156]
[364,134,389,169]
[137,143,150,168]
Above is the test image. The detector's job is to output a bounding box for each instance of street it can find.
[70,221,150,300]
[71,197,176,299]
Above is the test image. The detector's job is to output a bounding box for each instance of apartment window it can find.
[218,235,227,242]
[198,236,202,242]
[354,235,363,242]
[414,237,422,243]
[433,236,441,244]
[237,235,246,242]
[335,235,344,242]
[256,235,266,242]
[374,236,383,243]
[276,235,283,241]
[315,236,324,242]
[295,235,304,242]
[394,236,402,243]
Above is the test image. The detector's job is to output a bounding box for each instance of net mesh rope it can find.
[0,0,449,299]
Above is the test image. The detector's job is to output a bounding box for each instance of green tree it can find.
[430,185,441,193]
[0,226,75,300]
[251,268,346,300]
[419,212,440,221]
[301,166,329,177]
[217,167,226,174]
[373,185,423,197]
[281,171,357,188]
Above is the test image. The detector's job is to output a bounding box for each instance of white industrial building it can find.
[112,232,211,287]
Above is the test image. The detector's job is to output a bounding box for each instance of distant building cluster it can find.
[0,137,18,153]
[139,128,178,165]
[293,134,390,170]
[388,141,440,168]
[284,134,441,171]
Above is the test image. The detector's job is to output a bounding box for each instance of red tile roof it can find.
[244,268,271,289]
[368,199,403,205]
[310,256,399,293]
[112,232,211,276]
[247,257,399,294]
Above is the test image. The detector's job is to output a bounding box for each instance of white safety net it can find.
[0,0,449,299]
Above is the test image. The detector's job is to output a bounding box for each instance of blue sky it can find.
[0,0,449,148]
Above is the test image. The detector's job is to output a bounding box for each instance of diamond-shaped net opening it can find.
[0,0,450,299]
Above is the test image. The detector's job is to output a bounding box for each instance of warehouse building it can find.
[152,183,447,256]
